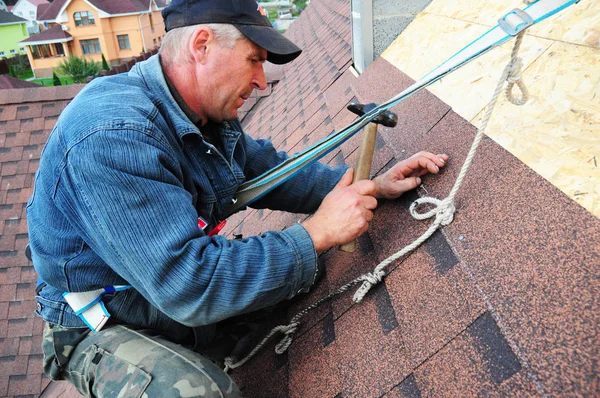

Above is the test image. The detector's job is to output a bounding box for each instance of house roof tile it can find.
[20,24,72,44]
[0,76,41,90]
[90,0,151,15]
[38,0,156,21]
[27,0,50,6]
[0,9,26,25]
[0,85,83,398]
[36,0,66,21]
[35,2,50,20]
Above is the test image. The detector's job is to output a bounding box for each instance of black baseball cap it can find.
[162,0,302,64]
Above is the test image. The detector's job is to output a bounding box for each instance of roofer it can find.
[27,0,448,396]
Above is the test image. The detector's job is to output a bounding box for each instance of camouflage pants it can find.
[42,323,241,397]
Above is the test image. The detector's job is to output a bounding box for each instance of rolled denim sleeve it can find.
[55,128,318,327]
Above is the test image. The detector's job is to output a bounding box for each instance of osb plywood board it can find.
[424,0,599,48]
[382,13,554,121]
[381,1,600,217]
[472,41,600,214]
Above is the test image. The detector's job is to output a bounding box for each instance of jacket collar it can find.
[133,54,202,140]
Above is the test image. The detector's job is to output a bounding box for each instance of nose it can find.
[252,65,267,91]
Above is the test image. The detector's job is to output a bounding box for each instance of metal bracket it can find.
[498,8,534,36]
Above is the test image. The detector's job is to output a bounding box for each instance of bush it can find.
[6,54,31,72]
[52,71,61,86]
[101,53,109,71]
[57,55,101,83]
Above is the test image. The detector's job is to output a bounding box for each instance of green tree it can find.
[8,65,16,78]
[101,53,109,71]
[52,71,62,86]
[57,55,101,83]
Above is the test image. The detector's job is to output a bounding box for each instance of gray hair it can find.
[159,23,245,66]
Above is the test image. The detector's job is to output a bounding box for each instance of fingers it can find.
[365,209,374,222]
[363,195,378,210]
[415,151,448,168]
[353,179,377,196]
[396,176,422,191]
[335,168,354,188]
[403,152,448,176]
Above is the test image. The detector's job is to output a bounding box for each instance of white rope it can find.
[223,32,529,373]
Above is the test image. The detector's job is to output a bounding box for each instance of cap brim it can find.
[235,24,302,65]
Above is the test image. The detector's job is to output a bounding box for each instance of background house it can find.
[0,1,8,12]
[10,0,47,34]
[0,9,28,59]
[21,0,168,78]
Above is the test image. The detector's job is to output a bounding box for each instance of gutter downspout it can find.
[351,0,373,74]
[138,13,146,52]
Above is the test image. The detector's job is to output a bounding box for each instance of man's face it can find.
[199,38,268,123]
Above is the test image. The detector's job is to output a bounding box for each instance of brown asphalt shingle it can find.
[20,24,72,44]
[0,85,84,398]
[0,76,41,90]
[228,0,599,396]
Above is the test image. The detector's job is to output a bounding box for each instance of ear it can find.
[189,26,214,64]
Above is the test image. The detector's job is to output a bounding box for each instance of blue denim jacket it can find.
[27,55,346,338]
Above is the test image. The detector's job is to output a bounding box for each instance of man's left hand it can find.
[372,152,449,199]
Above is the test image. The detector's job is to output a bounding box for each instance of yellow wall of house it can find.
[28,0,166,76]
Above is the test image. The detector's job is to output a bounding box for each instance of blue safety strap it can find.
[221,0,579,219]
[63,285,131,333]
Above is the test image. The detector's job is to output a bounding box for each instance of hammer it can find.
[339,102,398,253]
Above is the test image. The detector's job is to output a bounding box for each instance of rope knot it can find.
[436,198,456,225]
[275,323,299,354]
[506,57,523,83]
[409,197,455,225]
[352,270,385,303]
[505,56,529,105]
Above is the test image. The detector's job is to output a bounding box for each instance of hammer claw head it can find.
[347,102,398,128]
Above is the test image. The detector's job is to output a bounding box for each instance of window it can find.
[80,38,101,54]
[117,34,130,50]
[153,38,157,46]
[0,51,4,57]
[20,47,25,52]
[10,49,15,54]
[29,10,35,17]
[74,11,95,26]
[32,44,52,59]
[54,43,64,56]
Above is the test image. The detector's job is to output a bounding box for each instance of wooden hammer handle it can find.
[339,122,378,253]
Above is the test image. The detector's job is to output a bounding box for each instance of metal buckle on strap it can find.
[498,9,534,36]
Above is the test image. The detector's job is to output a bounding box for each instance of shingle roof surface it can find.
[224,1,599,397]
[37,0,152,21]
[0,9,26,24]
[20,23,72,43]
[90,0,151,14]
[0,76,41,90]
[27,0,49,7]
[35,3,50,20]
[4,0,597,397]
[0,84,84,398]
[36,0,66,21]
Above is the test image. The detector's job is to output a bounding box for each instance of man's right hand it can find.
[302,169,378,253]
